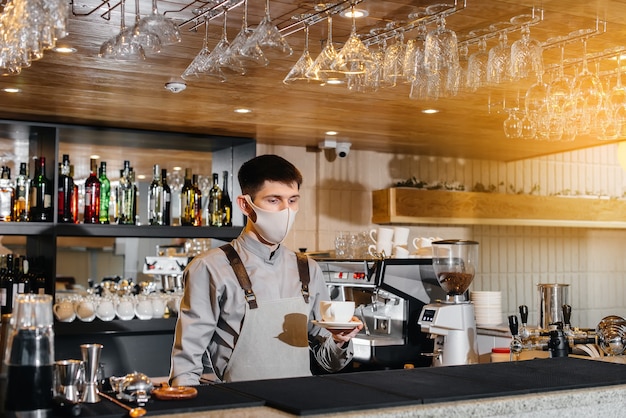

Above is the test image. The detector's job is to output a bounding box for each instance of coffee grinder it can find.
[418,240,479,366]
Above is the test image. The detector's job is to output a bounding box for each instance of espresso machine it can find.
[315,257,446,368]
[418,240,480,366]
[142,245,189,292]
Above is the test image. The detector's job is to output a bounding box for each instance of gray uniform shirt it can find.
[169,231,354,385]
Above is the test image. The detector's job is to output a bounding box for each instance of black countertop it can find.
[69,357,626,417]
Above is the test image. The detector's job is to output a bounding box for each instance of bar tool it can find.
[80,343,103,403]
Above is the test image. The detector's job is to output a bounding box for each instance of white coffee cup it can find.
[412,236,434,250]
[393,246,410,258]
[151,295,167,318]
[320,301,355,323]
[369,227,394,245]
[368,242,393,258]
[392,227,410,246]
[134,296,153,320]
[53,300,76,322]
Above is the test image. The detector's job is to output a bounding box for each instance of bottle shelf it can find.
[0,222,243,239]
[372,188,626,228]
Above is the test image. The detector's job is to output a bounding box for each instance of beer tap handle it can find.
[519,305,528,326]
[508,315,519,336]
[562,304,572,326]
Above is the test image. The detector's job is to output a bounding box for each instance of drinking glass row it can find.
[0,0,69,75]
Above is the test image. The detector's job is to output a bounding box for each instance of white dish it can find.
[311,320,360,330]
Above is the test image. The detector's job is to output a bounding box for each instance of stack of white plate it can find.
[471,291,502,326]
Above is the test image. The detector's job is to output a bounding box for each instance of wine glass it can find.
[407,25,428,100]
[466,37,489,92]
[131,0,161,55]
[548,44,573,116]
[382,30,406,87]
[181,18,226,82]
[136,0,181,46]
[509,23,543,80]
[332,3,374,75]
[503,108,522,139]
[215,9,245,75]
[225,0,269,68]
[242,0,292,58]
[283,23,313,84]
[424,14,460,98]
[306,15,344,84]
[487,31,511,85]
[99,0,146,61]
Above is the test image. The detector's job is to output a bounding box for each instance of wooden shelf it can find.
[372,188,626,228]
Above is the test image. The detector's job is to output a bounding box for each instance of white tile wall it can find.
[257,142,626,329]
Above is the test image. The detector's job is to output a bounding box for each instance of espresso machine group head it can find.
[418,240,480,366]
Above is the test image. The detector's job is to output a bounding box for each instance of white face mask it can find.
[244,195,298,244]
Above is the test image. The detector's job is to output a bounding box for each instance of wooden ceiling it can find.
[2,0,626,163]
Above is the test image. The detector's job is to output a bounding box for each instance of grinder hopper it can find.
[431,240,479,303]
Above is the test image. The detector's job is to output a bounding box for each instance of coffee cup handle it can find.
[368,244,378,257]
[369,229,377,244]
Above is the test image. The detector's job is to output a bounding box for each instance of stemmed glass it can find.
[225,0,268,68]
[131,0,161,55]
[503,108,523,139]
[332,3,374,75]
[487,31,511,84]
[408,25,428,100]
[466,37,489,92]
[509,23,543,80]
[242,0,292,58]
[547,44,573,116]
[136,0,181,46]
[215,9,246,75]
[181,18,226,82]
[99,0,146,60]
[611,54,626,137]
[306,15,344,83]
[283,23,313,84]
[424,13,460,98]
[382,29,406,87]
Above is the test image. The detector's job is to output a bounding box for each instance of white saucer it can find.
[311,320,360,330]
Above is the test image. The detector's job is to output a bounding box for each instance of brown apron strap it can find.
[220,244,258,309]
[295,252,310,303]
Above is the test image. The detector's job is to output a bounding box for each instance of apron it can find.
[220,244,312,382]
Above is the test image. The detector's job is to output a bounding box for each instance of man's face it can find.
[246,180,300,222]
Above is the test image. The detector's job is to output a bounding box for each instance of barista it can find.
[169,155,362,384]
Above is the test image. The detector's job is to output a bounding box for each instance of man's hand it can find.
[328,316,364,347]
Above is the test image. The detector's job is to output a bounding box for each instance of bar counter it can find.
[75,357,626,418]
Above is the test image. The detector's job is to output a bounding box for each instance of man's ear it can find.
[237,195,256,222]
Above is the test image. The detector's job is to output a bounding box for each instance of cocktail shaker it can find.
[3,294,55,417]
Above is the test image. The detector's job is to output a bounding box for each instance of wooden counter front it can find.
[372,188,626,228]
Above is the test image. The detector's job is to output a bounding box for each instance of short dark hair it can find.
[238,154,303,197]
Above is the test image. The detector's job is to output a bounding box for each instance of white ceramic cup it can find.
[393,227,410,246]
[393,246,410,258]
[151,295,167,318]
[369,227,394,245]
[53,300,76,322]
[320,301,355,323]
[412,236,434,250]
[134,296,153,320]
[368,241,393,258]
[96,298,116,322]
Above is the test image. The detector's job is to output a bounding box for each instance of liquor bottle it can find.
[192,174,202,227]
[0,166,14,222]
[70,164,79,223]
[29,157,53,222]
[221,170,232,227]
[208,173,223,227]
[180,168,194,226]
[117,161,135,225]
[131,167,139,225]
[84,158,100,224]
[57,154,74,223]
[15,256,29,295]
[14,162,30,222]
[98,161,110,224]
[1,254,14,314]
[148,164,164,225]
[161,168,171,226]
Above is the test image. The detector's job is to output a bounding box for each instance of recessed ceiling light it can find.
[325,131,338,136]
[89,154,100,159]
[324,78,345,85]
[173,166,182,171]
[234,108,252,114]
[340,8,369,18]
[137,174,146,180]
[422,108,439,114]
[2,88,20,93]
[53,46,77,54]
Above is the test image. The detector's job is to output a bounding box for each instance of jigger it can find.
[80,343,103,403]
[55,359,83,403]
